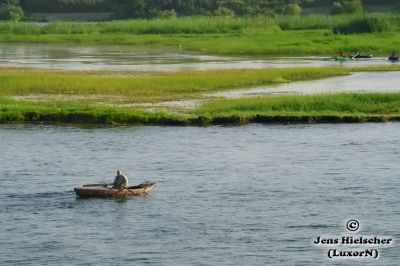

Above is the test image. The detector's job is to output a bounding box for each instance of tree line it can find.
[0,0,397,21]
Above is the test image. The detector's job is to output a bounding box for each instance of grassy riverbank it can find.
[0,97,187,125]
[193,93,400,124]
[0,67,352,103]
[2,93,400,125]
[1,65,400,103]
[1,14,400,55]
[1,65,400,125]
[0,30,396,56]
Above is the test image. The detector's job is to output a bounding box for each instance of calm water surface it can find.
[212,71,400,98]
[0,124,399,265]
[0,43,396,71]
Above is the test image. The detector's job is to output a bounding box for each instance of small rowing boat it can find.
[388,55,399,61]
[74,181,156,198]
[352,54,372,59]
[332,54,373,61]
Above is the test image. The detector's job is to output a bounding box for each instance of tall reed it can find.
[0,13,397,35]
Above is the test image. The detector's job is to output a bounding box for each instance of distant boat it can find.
[388,55,399,61]
[352,54,373,59]
[74,182,156,197]
[333,54,372,61]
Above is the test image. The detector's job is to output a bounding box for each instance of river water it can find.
[0,43,396,71]
[212,71,400,98]
[0,124,399,265]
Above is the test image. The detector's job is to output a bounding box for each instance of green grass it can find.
[195,93,400,117]
[0,14,399,55]
[191,93,400,124]
[1,65,400,103]
[276,14,355,30]
[175,30,400,55]
[0,17,260,35]
[2,14,398,35]
[0,97,187,125]
[0,30,397,55]
[2,93,400,125]
[0,15,399,125]
[2,65,400,125]
[0,67,355,102]
[275,13,398,30]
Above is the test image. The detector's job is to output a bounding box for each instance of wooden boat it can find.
[74,182,156,197]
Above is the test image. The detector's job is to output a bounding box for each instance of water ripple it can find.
[1,123,399,265]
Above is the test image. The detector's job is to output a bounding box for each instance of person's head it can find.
[117,170,121,175]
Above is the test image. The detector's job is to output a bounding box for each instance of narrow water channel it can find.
[0,43,396,71]
[211,71,400,98]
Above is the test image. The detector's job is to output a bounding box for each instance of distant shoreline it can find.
[0,14,399,56]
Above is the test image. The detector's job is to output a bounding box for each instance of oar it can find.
[351,53,358,60]
[83,183,111,187]
[126,188,138,196]
[111,186,131,196]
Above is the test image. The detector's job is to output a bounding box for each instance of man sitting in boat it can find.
[113,170,128,189]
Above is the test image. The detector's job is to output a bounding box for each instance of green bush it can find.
[332,0,363,15]
[159,9,177,19]
[0,3,24,21]
[333,16,391,34]
[283,4,302,16]
[213,7,235,17]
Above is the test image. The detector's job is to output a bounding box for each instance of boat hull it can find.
[74,182,156,198]
[353,54,372,59]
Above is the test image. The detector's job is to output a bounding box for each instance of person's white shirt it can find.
[113,170,128,189]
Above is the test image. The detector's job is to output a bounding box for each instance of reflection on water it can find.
[0,43,396,71]
[0,124,399,265]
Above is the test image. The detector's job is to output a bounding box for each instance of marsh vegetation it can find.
[1,8,399,125]
[0,13,399,55]
[1,66,400,125]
